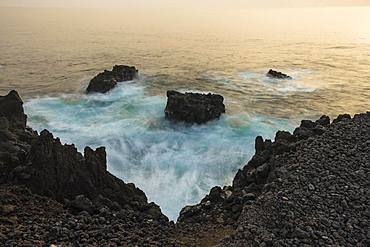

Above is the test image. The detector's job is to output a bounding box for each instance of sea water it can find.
[2,6,370,220]
[24,80,294,220]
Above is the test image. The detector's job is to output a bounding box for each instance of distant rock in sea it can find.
[266,69,292,79]
[86,65,138,94]
[165,90,225,124]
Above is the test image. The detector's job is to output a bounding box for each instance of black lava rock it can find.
[266,69,292,79]
[0,90,166,223]
[165,90,225,124]
[86,65,138,94]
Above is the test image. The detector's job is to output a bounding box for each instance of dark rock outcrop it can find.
[178,112,370,246]
[0,90,27,129]
[266,69,292,79]
[164,90,225,124]
[333,113,351,123]
[0,90,165,221]
[86,65,138,94]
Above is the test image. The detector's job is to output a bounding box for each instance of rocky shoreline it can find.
[1,89,369,246]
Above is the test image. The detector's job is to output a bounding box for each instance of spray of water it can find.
[25,82,293,220]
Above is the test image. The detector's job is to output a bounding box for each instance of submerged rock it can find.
[86,65,138,94]
[266,69,292,79]
[164,90,225,124]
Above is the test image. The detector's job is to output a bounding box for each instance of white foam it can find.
[24,83,293,220]
[240,69,318,93]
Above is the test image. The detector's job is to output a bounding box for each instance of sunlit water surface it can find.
[1,7,370,219]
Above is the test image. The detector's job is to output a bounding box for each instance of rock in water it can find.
[165,90,225,124]
[86,65,138,94]
[266,69,292,79]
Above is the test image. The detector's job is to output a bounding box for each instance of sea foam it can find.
[240,69,317,93]
[24,82,293,220]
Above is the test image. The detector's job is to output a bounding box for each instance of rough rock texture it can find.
[0,185,178,246]
[0,90,165,222]
[179,112,370,246]
[1,90,370,246]
[86,65,138,94]
[165,90,225,124]
[267,69,292,79]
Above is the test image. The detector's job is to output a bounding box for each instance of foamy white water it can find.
[24,81,294,220]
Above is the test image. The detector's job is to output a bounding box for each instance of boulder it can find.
[164,90,225,124]
[86,65,138,94]
[266,69,292,79]
[69,195,94,214]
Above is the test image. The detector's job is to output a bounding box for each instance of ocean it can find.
[1,6,369,220]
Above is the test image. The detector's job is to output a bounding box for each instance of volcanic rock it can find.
[178,112,370,246]
[0,90,165,222]
[333,113,351,123]
[164,90,225,124]
[266,69,292,79]
[86,65,138,94]
[1,89,370,246]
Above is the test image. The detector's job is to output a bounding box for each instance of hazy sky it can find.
[1,0,370,8]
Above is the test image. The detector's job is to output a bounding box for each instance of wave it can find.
[24,82,294,220]
[239,69,318,93]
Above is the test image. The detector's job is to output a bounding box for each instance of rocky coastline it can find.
[1,89,369,246]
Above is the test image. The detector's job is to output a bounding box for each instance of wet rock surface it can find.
[86,65,138,94]
[165,90,225,124]
[266,69,292,79]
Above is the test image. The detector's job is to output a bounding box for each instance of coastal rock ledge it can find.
[165,90,226,124]
[86,65,138,94]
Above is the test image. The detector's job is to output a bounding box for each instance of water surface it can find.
[1,6,370,219]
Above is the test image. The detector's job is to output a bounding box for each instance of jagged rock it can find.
[300,120,316,129]
[0,90,166,222]
[164,90,225,124]
[255,136,265,154]
[275,131,296,143]
[333,114,351,123]
[178,115,334,226]
[86,65,138,94]
[0,90,27,129]
[266,69,292,79]
[315,115,330,126]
